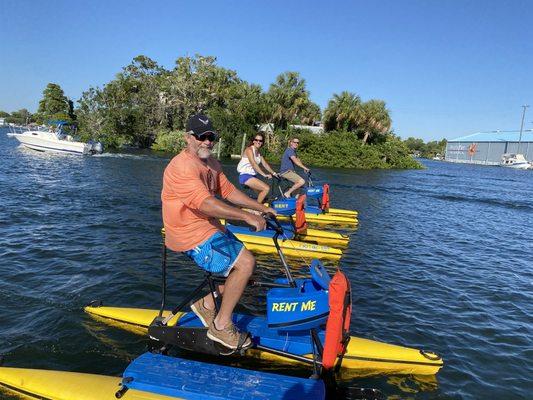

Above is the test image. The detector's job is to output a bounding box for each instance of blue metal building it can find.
[445,130,533,165]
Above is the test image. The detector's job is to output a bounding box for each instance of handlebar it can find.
[247,212,283,235]
[306,170,314,186]
[263,213,283,234]
[249,213,295,287]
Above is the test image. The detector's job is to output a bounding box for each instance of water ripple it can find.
[1,131,532,399]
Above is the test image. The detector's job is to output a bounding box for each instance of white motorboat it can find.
[499,153,532,169]
[8,123,103,155]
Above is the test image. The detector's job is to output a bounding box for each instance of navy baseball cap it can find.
[186,113,217,137]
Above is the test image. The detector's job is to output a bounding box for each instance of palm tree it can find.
[359,100,391,144]
[323,91,363,132]
[298,101,321,125]
[267,72,315,129]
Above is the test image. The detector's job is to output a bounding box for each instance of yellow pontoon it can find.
[84,305,444,378]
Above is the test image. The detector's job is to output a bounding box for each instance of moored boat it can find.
[499,153,532,169]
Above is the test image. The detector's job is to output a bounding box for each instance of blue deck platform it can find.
[122,352,325,400]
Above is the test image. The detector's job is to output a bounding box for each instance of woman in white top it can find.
[237,133,278,203]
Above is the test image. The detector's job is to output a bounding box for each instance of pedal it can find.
[216,344,251,357]
[217,333,254,356]
[216,343,238,356]
[150,316,166,326]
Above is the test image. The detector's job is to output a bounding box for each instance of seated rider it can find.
[236,132,278,204]
[279,137,310,198]
[161,114,276,350]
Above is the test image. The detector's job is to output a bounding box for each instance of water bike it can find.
[272,174,358,226]
[85,215,444,379]
[0,217,371,400]
[306,171,358,218]
[221,195,349,260]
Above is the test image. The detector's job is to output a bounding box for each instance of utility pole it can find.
[518,104,529,154]
[241,133,247,155]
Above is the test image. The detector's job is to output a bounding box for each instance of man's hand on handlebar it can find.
[263,206,277,216]
[244,212,267,232]
[243,205,278,232]
[261,212,283,234]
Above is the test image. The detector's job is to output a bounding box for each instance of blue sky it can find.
[1,0,531,141]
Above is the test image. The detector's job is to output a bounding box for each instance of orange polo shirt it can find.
[161,149,236,252]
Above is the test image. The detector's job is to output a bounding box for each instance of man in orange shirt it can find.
[162,113,275,351]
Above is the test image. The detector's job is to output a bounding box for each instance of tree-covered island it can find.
[3,55,428,169]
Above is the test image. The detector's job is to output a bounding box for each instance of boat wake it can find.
[93,152,169,161]
[432,194,533,211]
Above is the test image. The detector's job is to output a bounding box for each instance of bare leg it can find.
[284,177,305,197]
[202,284,224,310]
[245,177,270,204]
[213,248,255,329]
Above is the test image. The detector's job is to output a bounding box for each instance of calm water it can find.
[0,127,531,399]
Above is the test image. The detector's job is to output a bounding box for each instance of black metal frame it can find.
[266,175,285,203]
[269,172,326,215]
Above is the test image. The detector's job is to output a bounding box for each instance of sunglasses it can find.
[253,138,264,143]
[292,141,300,144]
[193,131,218,142]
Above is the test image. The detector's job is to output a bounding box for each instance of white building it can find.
[289,124,324,134]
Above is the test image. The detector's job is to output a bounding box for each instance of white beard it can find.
[197,147,212,160]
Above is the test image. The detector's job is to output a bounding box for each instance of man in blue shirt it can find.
[279,137,310,198]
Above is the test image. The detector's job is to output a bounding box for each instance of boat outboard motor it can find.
[88,141,103,154]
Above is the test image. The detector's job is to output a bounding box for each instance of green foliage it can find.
[205,106,256,156]
[36,83,72,124]
[77,55,248,149]
[224,82,271,128]
[266,72,321,129]
[5,109,32,125]
[403,137,447,158]
[374,137,422,169]
[266,130,421,169]
[404,137,426,152]
[323,91,363,132]
[423,139,447,158]
[70,53,421,170]
[359,100,391,144]
[166,55,242,129]
[77,56,165,148]
[152,129,187,153]
[323,92,392,144]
